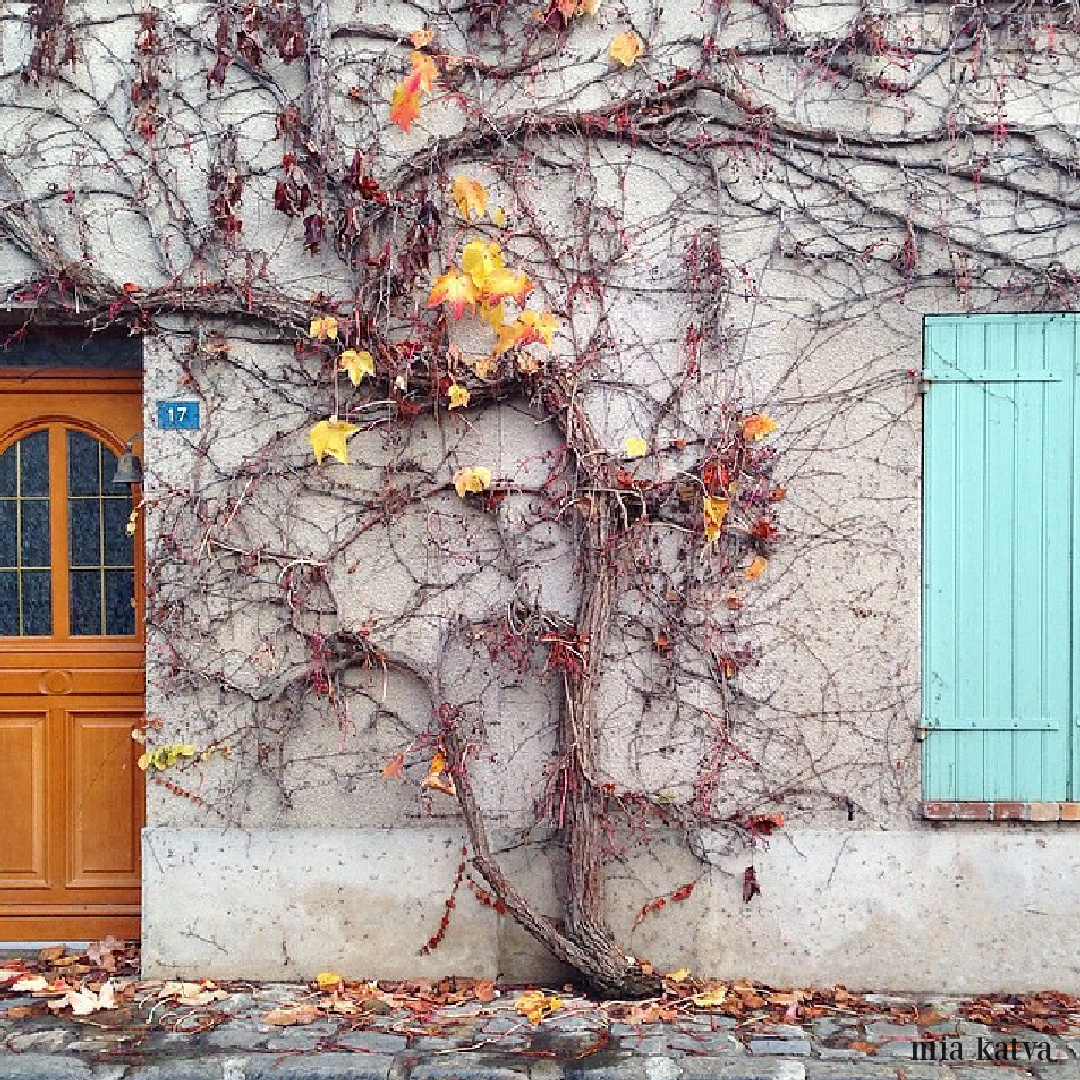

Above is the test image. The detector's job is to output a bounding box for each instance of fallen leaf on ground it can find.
[49,980,116,1016]
[515,989,563,1024]
[692,985,729,1007]
[624,436,649,459]
[317,972,343,992]
[266,1002,322,1026]
[848,1041,879,1054]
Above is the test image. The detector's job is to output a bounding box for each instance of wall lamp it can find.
[111,431,144,485]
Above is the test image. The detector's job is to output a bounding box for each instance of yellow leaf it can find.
[667,968,691,983]
[323,317,338,340]
[742,413,777,441]
[482,268,532,306]
[624,436,649,459]
[340,349,375,385]
[494,206,507,228]
[517,309,558,346]
[428,268,478,319]
[692,985,729,1008]
[448,384,471,409]
[389,82,422,132]
[473,355,497,379]
[746,555,768,579]
[406,52,439,94]
[452,175,487,221]
[461,239,503,289]
[581,0,600,12]
[453,465,492,497]
[515,989,563,1025]
[140,743,198,772]
[411,28,433,48]
[309,317,324,339]
[480,300,506,329]
[495,319,526,355]
[316,972,343,992]
[310,418,360,466]
[609,30,643,67]
[703,495,729,542]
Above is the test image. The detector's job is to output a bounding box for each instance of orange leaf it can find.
[389,83,422,131]
[411,28,434,48]
[266,1003,321,1026]
[742,413,777,441]
[746,555,768,579]
[421,750,457,797]
[428,268,478,319]
[381,753,405,780]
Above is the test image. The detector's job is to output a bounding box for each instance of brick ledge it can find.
[922,801,1080,822]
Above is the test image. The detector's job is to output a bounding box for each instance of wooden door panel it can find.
[0,373,144,940]
[68,707,143,888]
[0,710,49,887]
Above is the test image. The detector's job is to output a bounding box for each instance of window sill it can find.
[922,801,1080,822]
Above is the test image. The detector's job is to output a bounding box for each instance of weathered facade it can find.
[2,0,1080,992]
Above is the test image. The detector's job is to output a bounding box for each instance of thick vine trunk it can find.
[442,406,663,996]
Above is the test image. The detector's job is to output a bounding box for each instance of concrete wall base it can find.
[143,826,1080,991]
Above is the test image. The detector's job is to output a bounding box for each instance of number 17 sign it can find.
[157,400,201,430]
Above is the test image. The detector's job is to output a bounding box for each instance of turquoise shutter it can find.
[923,315,1074,801]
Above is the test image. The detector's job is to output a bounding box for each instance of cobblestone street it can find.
[6,981,1080,1080]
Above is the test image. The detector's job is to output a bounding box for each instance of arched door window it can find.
[0,427,135,638]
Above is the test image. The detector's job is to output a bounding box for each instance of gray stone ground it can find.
[4,983,1080,1080]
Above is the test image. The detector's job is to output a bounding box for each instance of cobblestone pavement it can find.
[6,981,1080,1080]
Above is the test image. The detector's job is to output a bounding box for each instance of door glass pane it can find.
[0,432,52,636]
[67,431,100,496]
[0,572,15,635]
[70,570,102,636]
[19,500,49,566]
[104,493,133,565]
[19,431,48,497]
[69,499,101,567]
[105,570,135,635]
[0,446,13,496]
[20,571,51,636]
[0,502,14,565]
[67,431,135,637]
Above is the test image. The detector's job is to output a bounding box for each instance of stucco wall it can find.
[2,0,1080,984]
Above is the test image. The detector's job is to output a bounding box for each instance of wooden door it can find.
[0,369,143,939]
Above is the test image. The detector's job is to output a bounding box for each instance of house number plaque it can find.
[156,400,201,430]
